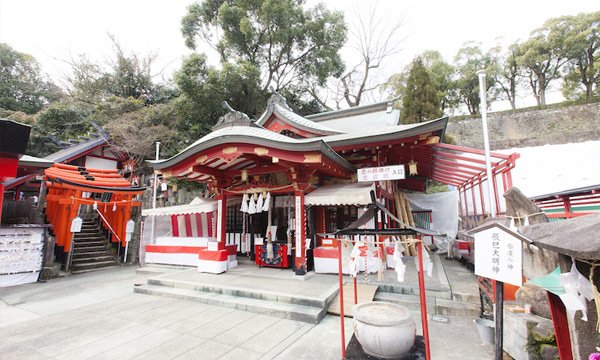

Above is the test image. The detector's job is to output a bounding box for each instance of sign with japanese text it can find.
[474,227,522,286]
[357,165,405,182]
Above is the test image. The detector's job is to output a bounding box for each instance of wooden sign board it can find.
[474,225,523,286]
[358,165,405,182]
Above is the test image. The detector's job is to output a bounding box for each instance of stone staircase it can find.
[372,257,481,317]
[133,275,338,324]
[70,217,119,274]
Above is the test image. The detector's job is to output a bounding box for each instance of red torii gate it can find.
[44,163,145,254]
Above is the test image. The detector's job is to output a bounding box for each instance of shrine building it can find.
[147,93,518,275]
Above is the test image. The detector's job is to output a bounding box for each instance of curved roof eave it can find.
[148,133,355,173]
[256,104,343,136]
[322,117,448,148]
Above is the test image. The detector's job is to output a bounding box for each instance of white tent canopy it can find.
[305,182,375,206]
[142,197,217,217]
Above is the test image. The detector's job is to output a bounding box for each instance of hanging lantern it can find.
[408,160,418,176]
[241,170,248,182]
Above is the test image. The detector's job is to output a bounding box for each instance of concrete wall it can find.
[447,102,600,150]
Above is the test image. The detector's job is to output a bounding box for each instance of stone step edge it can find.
[134,284,326,324]
[375,284,452,300]
[374,292,480,317]
[71,260,119,268]
[147,278,338,309]
[72,256,116,264]
[71,265,120,274]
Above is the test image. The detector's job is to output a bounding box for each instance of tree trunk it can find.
[586,82,594,101]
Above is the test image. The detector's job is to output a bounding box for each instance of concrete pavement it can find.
[0,266,493,359]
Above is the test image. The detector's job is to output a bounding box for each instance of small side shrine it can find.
[43,163,145,269]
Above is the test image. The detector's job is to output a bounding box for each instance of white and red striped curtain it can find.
[169,211,215,237]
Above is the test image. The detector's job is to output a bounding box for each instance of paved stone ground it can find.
[0,265,493,359]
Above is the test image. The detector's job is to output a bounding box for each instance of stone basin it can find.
[353,301,416,359]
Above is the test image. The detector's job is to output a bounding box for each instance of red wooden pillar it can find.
[294,190,306,275]
[479,179,487,217]
[470,183,478,219]
[491,171,501,215]
[65,191,82,253]
[216,193,227,243]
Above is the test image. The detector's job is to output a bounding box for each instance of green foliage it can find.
[103,99,178,169]
[0,43,63,114]
[386,50,455,113]
[174,53,266,141]
[453,42,498,115]
[426,181,450,194]
[400,57,443,124]
[560,12,600,101]
[181,0,346,91]
[0,108,60,157]
[36,100,93,142]
[493,43,523,110]
[420,50,457,111]
[518,17,571,107]
[68,37,175,105]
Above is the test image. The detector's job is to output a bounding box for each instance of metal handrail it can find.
[95,208,122,244]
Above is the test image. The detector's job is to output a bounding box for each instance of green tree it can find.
[103,98,178,169]
[420,50,457,111]
[561,12,600,101]
[454,42,498,114]
[400,57,442,124]
[174,53,266,141]
[36,100,93,143]
[386,50,456,112]
[0,43,63,114]
[518,18,570,106]
[181,0,346,92]
[67,36,175,105]
[493,43,522,110]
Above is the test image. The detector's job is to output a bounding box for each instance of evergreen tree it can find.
[400,57,442,124]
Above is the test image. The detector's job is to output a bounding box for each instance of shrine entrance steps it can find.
[134,255,480,323]
[371,255,480,317]
[70,217,119,274]
[134,264,339,324]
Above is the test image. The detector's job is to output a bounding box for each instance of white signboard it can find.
[358,165,405,182]
[126,220,135,234]
[474,227,523,286]
[70,217,83,233]
[216,199,223,242]
[295,196,302,258]
[0,228,44,287]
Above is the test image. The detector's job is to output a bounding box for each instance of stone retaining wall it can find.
[447,102,600,150]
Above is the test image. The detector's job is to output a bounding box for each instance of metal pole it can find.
[477,71,497,218]
[417,239,431,360]
[152,141,160,210]
[338,239,346,359]
[150,142,160,244]
[494,281,504,360]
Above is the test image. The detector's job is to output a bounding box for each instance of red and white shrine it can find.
[145,93,517,275]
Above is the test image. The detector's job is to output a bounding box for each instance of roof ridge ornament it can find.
[266,89,291,110]
[212,101,253,131]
